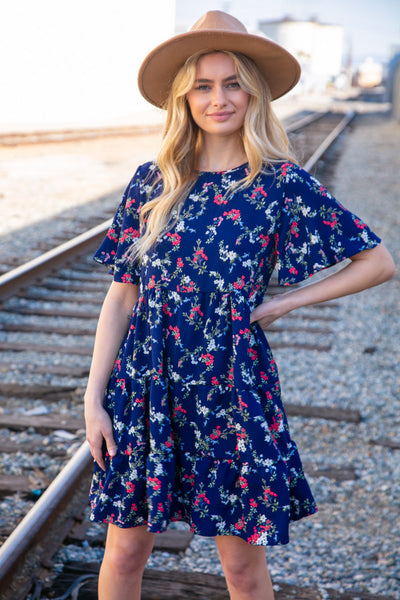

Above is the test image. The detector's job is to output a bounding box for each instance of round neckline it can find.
[197,162,248,175]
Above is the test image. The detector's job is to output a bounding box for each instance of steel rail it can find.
[0,442,92,600]
[0,219,112,301]
[303,111,355,171]
[285,110,327,133]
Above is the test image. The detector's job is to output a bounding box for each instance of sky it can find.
[176,0,400,66]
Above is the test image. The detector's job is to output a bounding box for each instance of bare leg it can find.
[215,535,274,600]
[98,524,155,600]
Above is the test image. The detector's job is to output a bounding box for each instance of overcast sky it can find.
[176,0,400,65]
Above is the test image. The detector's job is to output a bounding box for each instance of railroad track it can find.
[2,108,390,600]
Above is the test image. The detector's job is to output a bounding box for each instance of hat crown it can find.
[190,10,248,34]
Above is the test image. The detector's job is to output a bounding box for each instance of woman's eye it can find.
[195,85,210,91]
[226,81,240,89]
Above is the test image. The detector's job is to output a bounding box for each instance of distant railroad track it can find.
[0,108,373,600]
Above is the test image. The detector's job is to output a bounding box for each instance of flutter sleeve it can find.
[275,163,381,286]
[93,161,155,285]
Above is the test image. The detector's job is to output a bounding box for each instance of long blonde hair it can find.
[130,50,296,262]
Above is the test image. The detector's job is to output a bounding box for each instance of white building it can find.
[258,18,344,92]
[0,0,175,133]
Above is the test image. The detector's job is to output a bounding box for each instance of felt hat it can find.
[138,10,301,108]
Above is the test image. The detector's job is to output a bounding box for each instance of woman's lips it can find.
[207,112,234,121]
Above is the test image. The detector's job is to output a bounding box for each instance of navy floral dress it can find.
[89,161,380,545]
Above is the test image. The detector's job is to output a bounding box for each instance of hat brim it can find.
[138,30,301,108]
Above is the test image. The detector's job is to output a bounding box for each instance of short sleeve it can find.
[93,161,155,284]
[275,164,381,286]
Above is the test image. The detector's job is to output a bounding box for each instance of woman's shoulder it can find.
[261,161,310,182]
[261,161,332,197]
[132,160,160,183]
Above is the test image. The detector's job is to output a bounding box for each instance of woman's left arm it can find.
[250,244,395,330]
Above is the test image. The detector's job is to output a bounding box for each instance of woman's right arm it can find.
[84,280,138,470]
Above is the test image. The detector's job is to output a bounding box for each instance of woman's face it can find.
[186,52,250,139]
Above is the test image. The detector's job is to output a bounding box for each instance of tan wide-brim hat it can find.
[138,10,301,108]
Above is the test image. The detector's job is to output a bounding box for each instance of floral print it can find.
[89,161,380,545]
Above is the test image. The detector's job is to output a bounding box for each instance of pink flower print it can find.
[162,303,172,316]
[121,273,132,284]
[177,257,184,268]
[250,498,258,508]
[173,405,187,417]
[104,514,115,524]
[193,248,208,263]
[223,208,241,220]
[247,348,257,361]
[260,233,270,247]
[264,488,278,500]
[184,474,195,487]
[238,476,248,489]
[251,186,268,199]
[182,281,195,292]
[116,378,126,391]
[210,426,221,440]
[290,221,299,238]
[269,414,281,432]
[126,481,135,493]
[235,516,245,531]
[211,376,219,385]
[201,352,214,366]
[107,228,118,241]
[260,371,268,381]
[169,325,180,340]
[125,443,133,456]
[228,367,234,388]
[289,267,298,275]
[355,218,366,229]
[231,308,243,321]
[247,529,260,544]
[239,398,248,410]
[125,197,136,208]
[148,275,156,289]
[195,492,210,506]
[323,213,338,228]
[214,193,228,205]
[190,305,204,319]
[166,232,181,246]
[148,477,162,491]
[319,185,327,196]
[234,275,245,290]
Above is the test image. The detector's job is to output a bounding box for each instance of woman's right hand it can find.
[84,401,117,471]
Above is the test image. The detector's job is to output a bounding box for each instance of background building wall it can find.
[259,19,344,91]
[0,0,175,133]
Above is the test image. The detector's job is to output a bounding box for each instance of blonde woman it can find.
[84,11,394,600]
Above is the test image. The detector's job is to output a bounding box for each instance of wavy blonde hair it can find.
[129,50,296,262]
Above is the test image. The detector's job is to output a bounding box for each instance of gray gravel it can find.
[1,108,399,597]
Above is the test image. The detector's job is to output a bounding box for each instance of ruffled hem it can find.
[89,446,317,546]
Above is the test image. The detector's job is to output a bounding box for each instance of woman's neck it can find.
[196,134,247,172]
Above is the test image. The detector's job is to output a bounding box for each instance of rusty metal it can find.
[0,219,111,301]
[0,442,92,600]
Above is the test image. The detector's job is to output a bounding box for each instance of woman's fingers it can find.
[86,410,117,471]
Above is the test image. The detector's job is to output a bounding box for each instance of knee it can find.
[221,555,260,595]
[104,528,153,577]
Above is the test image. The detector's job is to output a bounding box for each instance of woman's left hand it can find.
[250,295,290,329]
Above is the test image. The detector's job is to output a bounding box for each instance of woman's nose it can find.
[211,85,227,106]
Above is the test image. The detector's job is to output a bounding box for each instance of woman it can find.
[84,11,394,600]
